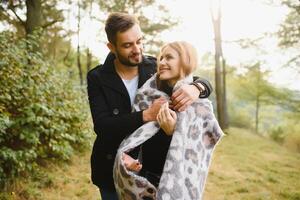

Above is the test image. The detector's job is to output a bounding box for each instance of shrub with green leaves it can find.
[0,31,91,187]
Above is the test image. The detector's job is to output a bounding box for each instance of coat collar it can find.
[100,52,156,96]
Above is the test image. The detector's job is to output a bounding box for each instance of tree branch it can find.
[41,19,62,29]
[8,6,25,26]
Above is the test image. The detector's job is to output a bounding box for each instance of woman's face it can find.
[158,46,183,86]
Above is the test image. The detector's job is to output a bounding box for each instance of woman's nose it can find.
[159,58,166,65]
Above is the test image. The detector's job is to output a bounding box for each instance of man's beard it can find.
[115,51,143,67]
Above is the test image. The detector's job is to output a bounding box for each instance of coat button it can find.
[113,108,119,115]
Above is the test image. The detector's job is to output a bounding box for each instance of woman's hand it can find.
[157,102,177,135]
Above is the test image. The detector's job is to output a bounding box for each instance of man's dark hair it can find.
[105,12,139,45]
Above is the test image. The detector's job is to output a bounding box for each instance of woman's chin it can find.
[158,74,169,81]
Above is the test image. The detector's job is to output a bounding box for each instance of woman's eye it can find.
[166,55,173,60]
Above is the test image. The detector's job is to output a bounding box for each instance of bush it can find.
[228,105,253,129]
[269,127,285,144]
[269,123,300,153]
[0,31,91,187]
[284,132,300,153]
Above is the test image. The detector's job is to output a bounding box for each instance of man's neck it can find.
[114,59,138,80]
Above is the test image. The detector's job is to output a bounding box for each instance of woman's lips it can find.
[159,68,170,73]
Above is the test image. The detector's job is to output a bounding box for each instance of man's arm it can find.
[87,71,144,137]
[193,77,213,98]
[171,77,213,111]
[87,71,163,137]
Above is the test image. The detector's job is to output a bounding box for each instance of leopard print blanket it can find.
[113,74,224,200]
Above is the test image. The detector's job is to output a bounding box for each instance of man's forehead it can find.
[116,24,142,44]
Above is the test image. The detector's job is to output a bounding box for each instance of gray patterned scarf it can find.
[113,74,223,200]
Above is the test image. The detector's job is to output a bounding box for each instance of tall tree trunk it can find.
[255,94,260,134]
[211,0,228,129]
[255,68,261,134]
[222,58,229,128]
[86,48,92,73]
[77,0,83,85]
[25,0,42,35]
[25,0,42,54]
[214,50,224,128]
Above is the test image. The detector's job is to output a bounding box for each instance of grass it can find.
[1,152,99,200]
[1,127,300,200]
[204,127,300,200]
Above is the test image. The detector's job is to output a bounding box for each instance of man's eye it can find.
[137,39,143,45]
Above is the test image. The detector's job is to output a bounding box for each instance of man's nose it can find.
[132,43,140,53]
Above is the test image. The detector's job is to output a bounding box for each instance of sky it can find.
[71,0,300,91]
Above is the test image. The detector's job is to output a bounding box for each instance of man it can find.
[87,12,212,199]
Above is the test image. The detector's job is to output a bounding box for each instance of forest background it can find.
[0,0,299,199]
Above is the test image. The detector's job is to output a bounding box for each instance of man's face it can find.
[111,24,144,67]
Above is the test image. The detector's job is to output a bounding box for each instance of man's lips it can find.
[130,54,141,61]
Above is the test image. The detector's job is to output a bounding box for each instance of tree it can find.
[0,0,65,55]
[210,0,229,129]
[235,63,283,133]
[0,0,63,36]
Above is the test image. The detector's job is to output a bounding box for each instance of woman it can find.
[114,41,223,200]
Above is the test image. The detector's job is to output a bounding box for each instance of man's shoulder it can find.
[143,55,156,65]
[87,64,110,83]
[141,55,157,72]
[87,65,101,77]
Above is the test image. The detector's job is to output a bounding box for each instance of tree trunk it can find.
[255,69,261,134]
[222,58,229,128]
[77,0,83,85]
[211,1,228,129]
[214,51,225,128]
[86,48,92,73]
[25,0,42,35]
[255,94,260,134]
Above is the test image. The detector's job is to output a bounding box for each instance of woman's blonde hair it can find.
[158,41,198,76]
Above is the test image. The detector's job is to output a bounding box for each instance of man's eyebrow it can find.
[121,37,143,46]
[121,42,132,46]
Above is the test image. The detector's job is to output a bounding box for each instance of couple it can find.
[87,12,223,200]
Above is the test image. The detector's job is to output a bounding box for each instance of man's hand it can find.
[143,97,167,122]
[122,153,142,172]
[157,102,177,135]
[171,83,204,112]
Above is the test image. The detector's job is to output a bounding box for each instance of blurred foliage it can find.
[269,121,300,153]
[0,31,92,188]
[198,52,300,145]
[278,0,300,70]
[0,0,64,36]
[278,0,300,48]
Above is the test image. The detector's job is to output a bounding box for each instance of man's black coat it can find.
[87,53,212,190]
